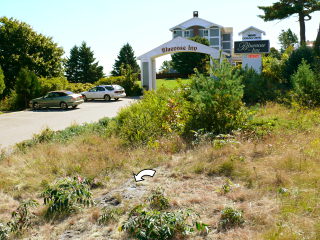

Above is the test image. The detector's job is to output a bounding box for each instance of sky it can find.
[1,0,320,75]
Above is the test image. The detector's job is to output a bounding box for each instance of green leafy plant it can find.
[41,176,94,218]
[121,208,196,240]
[97,207,123,225]
[218,207,245,231]
[220,179,233,194]
[7,199,39,236]
[146,188,170,211]
[0,222,9,240]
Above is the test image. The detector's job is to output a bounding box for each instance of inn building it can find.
[170,11,233,55]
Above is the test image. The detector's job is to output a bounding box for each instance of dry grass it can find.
[1,103,320,239]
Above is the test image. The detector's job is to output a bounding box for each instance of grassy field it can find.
[1,103,320,239]
[137,78,191,89]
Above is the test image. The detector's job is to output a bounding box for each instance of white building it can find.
[169,11,233,55]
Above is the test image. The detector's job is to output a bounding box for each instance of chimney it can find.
[193,11,198,17]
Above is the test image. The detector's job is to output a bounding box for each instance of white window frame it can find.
[184,30,190,38]
[203,29,208,37]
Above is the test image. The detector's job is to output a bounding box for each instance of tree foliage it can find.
[15,68,40,109]
[65,42,104,83]
[278,29,298,52]
[258,0,320,44]
[111,43,140,76]
[171,36,209,75]
[0,17,64,95]
[0,66,5,96]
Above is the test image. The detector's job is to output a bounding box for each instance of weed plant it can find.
[41,177,94,218]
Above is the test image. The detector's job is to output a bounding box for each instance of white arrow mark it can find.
[134,169,156,182]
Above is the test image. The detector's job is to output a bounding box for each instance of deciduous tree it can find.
[0,17,64,96]
[258,0,320,44]
[278,29,298,52]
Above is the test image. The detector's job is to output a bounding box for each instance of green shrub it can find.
[185,60,247,136]
[38,77,69,95]
[0,66,5,96]
[66,82,94,93]
[7,200,39,236]
[218,161,234,177]
[218,207,244,231]
[96,65,142,96]
[291,60,320,107]
[121,208,196,240]
[147,188,170,211]
[97,207,123,225]
[41,176,94,218]
[0,91,18,111]
[283,46,316,88]
[114,87,189,145]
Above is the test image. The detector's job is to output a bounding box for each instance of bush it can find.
[41,176,94,218]
[121,208,196,240]
[97,207,123,225]
[7,200,39,236]
[96,65,142,96]
[185,60,247,136]
[0,91,18,111]
[218,207,244,231]
[38,77,69,95]
[147,188,170,211]
[66,82,94,93]
[291,60,320,107]
[0,66,5,96]
[114,87,189,145]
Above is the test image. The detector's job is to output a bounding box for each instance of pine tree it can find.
[65,42,104,83]
[259,0,320,44]
[15,68,40,108]
[111,43,140,76]
[65,46,80,83]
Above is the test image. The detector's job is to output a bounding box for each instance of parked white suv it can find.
[81,85,126,101]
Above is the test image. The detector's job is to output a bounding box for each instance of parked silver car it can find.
[81,85,126,101]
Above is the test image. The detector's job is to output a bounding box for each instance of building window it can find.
[203,29,208,37]
[222,42,231,49]
[222,34,231,41]
[210,38,219,46]
[173,30,182,38]
[184,30,190,38]
[210,28,219,37]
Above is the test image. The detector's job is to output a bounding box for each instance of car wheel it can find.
[104,94,111,101]
[114,98,119,101]
[60,102,68,110]
[33,102,40,110]
[82,95,87,102]
[72,105,78,109]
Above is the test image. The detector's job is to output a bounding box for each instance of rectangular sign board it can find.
[234,40,270,54]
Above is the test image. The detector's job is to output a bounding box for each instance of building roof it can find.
[238,26,266,36]
[170,17,223,31]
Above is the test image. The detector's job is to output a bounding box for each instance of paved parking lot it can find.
[0,97,137,149]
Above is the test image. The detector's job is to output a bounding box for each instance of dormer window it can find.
[203,29,208,37]
[173,30,182,38]
[184,30,190,38]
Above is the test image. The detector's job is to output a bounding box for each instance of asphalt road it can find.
[0,97,137,150]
